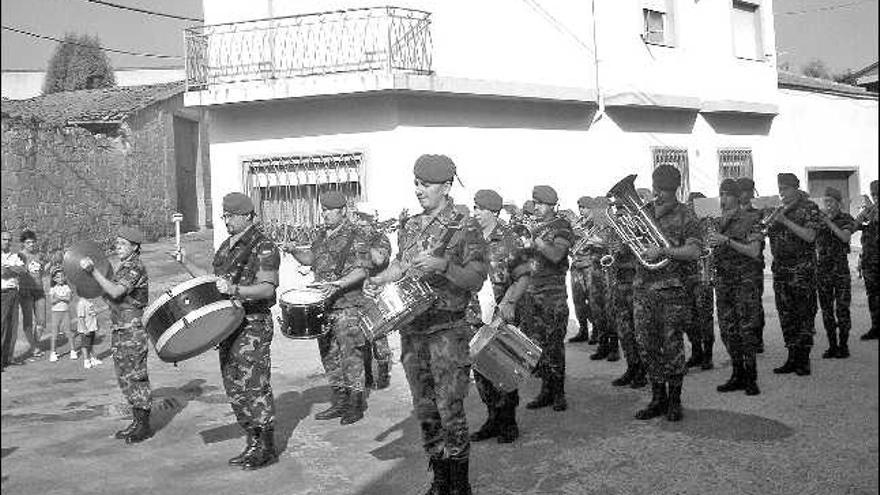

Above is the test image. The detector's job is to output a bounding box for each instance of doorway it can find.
[806,168,858,215]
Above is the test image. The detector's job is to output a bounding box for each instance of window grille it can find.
[718,148,754,182]
[243,152,363,243]
[651,146,690,200]
[643,9,666,44]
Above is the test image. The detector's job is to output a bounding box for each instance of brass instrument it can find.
[758,199,799,234]
[604,174,672,270]
[698,218,716,285]
[855,199,877,226]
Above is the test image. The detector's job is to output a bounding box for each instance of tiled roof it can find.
[777,70,874,98]
[0,81,184,127]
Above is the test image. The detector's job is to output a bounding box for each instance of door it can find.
[807,170,853,213]
[173,116,199,232]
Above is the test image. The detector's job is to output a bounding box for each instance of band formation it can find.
[1,154,877,495]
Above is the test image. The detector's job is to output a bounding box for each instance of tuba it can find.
[604,174,672,270]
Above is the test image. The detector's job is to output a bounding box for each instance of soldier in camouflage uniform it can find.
[737,177,767,353]
[632,166,701,422]
[767,173,821,377]
[816,187,857,358]
[685,192,716,370]
[709,179,764,396]
[583,198,620,362]
[80,226,153,444]
[289,192,380,425]
[364,155,487,495]
[606,224,647,388]
[211,193,281,469]
[568,196,594,344]
[857,180,879,341]
[468,189,532,445]
[521,185,574,413]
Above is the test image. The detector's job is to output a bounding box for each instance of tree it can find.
[42,33,116,95]
[801,58,833,80]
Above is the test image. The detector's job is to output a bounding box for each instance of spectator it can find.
[77,295,102,369]
[2,230,25,369]
[47,268,74,362]
[18,230,47,360]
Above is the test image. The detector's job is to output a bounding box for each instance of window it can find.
[732,1,763,60]
[642,0,675,46]
[718,148,754,182]
[243,152,363,242]
[651,146,690,200]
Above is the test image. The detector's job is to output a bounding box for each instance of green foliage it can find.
[801,58,832,80]
[42,33,116,95]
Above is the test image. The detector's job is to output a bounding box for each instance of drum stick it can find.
[171,212,197,279]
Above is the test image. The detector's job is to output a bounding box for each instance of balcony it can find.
[184,7,432,92]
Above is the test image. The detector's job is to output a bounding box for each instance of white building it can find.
[184,0,877,251]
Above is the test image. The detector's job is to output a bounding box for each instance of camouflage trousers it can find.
[716,276,762,358]
[569,267,592,333]
[687,282,715,348]
[865,255,880,332]
[757,275,766,345]
[587,266,613,342]
[219,312,275,428]
[611,282,641,369]
[400,319,472,460]
[317,306,366,393]
[372,335,391,364]
[111,323,152,410]
[817,265,852,344]
[633,286,690,385]
[773,267,817,350]
[520,291,569,383]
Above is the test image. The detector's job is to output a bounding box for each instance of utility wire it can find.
[2,25,182,60]
[776,0,874,16]
[81,0,202,22]
[519,0,594,55]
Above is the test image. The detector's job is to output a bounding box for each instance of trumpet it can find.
[855,199,877,225]
[759,199,798,234]
[698,219,717,285]
[604,174,672,270]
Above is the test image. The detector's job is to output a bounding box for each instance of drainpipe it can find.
[591,0,605,124]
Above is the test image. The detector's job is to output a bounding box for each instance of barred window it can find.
[718,148,753,182]
[243,152,363,242]
[651,146,690,200]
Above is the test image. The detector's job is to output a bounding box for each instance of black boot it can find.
[860,328,879,340]
[124,407,153,444]
[630,366,648,389]
[635,382,667,420]
[794,348,811,376]
[568,329,590,343]
[701,341,714,370]
[114,410,139,439]
[822,330,838,359]
[469,408,498,442]
[229,425,258,466]
[717,358,745,392]
[836,330,850,358]
[612,367,635,387]
[552,378,567,412]
[526,380,553,409]
[364,346,375,389]
[590,339,610,360]
[340,390,366,425]
[773,348,797,374]
[315,387,348,420]
[742,355,760,396]
[496,405,519,444]
[686,341,702,368]
[606,336,620,362]
[587,331,598,345]
[666,383,683,422]
[448,457,473,495]
[242,426,278,470]
[375,361,391,389]
[424,457,450,495]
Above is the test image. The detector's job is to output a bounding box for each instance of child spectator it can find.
[77,295,102,369]
[47,268,73,362]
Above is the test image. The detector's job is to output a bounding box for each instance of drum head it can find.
[63,240,112,298]
[280,287,325,306]
[155,302,244,363]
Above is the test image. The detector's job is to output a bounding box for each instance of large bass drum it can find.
[143,276,244,363]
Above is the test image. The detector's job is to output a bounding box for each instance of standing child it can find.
[47,268,73,362]
[77,295,102,368]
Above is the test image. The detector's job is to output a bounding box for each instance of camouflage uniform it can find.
[743,205,767,350]
[816,210,856,353]
[520,216,573,398]
[569,225,592,338]
[685,216,716,367]
[397,202,487,461]
[858,205,879,338]
[311,219,377,393]
[715,209,764,367]
[359,225,393,372]
[609,240,644,380]
[585,225,618,358]
[105,252,152,410]
[767,196,821,355]
[633,202,700,387]
[214,224,280,429]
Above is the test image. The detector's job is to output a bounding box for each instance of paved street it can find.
[1,232,877,495]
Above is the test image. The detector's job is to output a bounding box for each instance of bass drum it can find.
[143,276,244,363]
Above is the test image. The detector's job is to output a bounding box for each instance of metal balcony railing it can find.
[184,7,432,90]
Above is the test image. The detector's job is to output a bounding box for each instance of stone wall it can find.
[1,115,175,264]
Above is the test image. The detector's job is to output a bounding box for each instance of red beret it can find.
[118,226,144,245]
[719,179,741,196]
[532,185,558,205]
[474,189,503,212]
[824,187,842,202]
[652,165,681,191]
[522,200,536,215]
[320,191,347,209]
[577,196,592,208]
[222,192,255,214]
[413,154,456,183]
[777,173,799,188]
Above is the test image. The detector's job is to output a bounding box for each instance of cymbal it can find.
[63,240,112,298]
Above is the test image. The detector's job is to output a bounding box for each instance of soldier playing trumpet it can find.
[856,180,879,341]
[567,196,595,344]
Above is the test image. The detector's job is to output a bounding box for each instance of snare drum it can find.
[278,287,329,339]
[143,276,244,363]
[469,323,541,392]
[358,277,436,341]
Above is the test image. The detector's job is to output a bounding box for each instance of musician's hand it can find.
[215,278,233,295]
[312,282,340,299]
[496,301,516,323]
[412,253,448,274]
[79,257,95,274]
[642,246,664,262]
[363,277,381,297]
[774,213,788,225]
[282,242,300,254]
[707,232,727,248]
[534,237,546,250]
